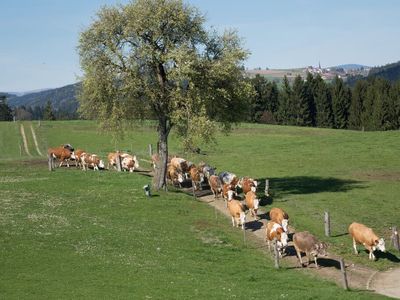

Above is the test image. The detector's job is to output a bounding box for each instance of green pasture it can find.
[1,120,399,299]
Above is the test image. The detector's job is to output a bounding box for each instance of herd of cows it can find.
[47,144,387,267]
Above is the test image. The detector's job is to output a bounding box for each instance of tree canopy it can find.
[78,0,253,189]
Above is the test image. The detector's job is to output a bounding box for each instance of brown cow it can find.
[48,146,76,167]
[167,164,184,187]
[227,190,246,230]
[209,175,222,199]
[239,177,258,194]
[120,153,139,172]
[244,190,259,219]
[293,231,327,268]
[348,222,386,260]
[188,164,204,191]
[269,207,289,232]
[74,149,85,168]
[265,221,288,257]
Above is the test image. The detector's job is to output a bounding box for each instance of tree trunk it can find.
[154,117,169,190]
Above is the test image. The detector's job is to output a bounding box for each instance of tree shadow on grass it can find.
[256,176,365,203]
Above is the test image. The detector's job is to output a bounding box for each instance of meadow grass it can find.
[0,120,399,298]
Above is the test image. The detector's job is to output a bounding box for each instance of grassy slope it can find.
[0,120,397,299]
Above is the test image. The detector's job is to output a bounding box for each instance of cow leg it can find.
[369,250,376,260]
[295,248,303,267]
[352,238,358,254]
[59,160,63,167]
[314,256,319,268]
[231,216,235,227]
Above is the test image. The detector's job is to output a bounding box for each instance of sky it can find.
[1,0,399,92]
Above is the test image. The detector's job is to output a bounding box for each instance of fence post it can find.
[48,154,54,171]
[392,226,400,251]
[116,154,122,172]
[265,179,270,196]
[339,258,349,290]
[324,211,331,237]
[149,144,153,157]
[273,239,280,269]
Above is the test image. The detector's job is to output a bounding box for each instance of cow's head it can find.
[375,238,386,252]
[70,152,77,160]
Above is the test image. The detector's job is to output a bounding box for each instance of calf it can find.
[269,207,289,232]
[81,153,105,171]
[293,231,327,268]
[222,183,237,208]
[348,222,386,260]
[227,190,246,230]
[74,149,85,168]
[209,175,222,199]
[265,221,288,257]
[48,146,76,167]
[244,190,259,219]
[238,177,258,194]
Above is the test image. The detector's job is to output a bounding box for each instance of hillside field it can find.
[1,120,399,299]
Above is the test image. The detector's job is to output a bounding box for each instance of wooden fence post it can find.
[392,226,400,251]
[273,239,280,269]
[149,144,153,157]
[116,154,122,172]
[339,258,349,290]
[48,154,54,171]
[324,211,331,237]
[265,179,269,196]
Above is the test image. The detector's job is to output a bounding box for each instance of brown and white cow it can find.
[348,222,386,260]
[120,153,139,172]
[81,153,105,171]
[293,231,328,268]
[74,149,86,168]
[167,164,184,187]
[227,190,246,230]
[265,221,288,257]
[219,171,240,187]
[238,177,258,195]
[107,151,120,170]
[269,207,289,232]
[209,175,223,199]
[151,153,173,170]
[47,146,76,167]
[188,164,204,191]
[170,157,190,174]
[244,190,259,219]
[222,183,237,208]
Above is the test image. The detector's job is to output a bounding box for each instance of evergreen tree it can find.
[362,80,376,130]
[0,95,13,121]
[292,75,313,126]
[349,80,367,130]
[277,75,291,124]
[251,75,269,122]
[372,78,397,130]
[304,72,316,126]
[392,81,400,128]
[314,75,333,128]
[331,76,351,129]
[43,101,56,120]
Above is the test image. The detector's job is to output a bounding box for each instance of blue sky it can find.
[1,0,399,92]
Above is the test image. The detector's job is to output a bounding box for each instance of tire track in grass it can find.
[30,124,44,156]
[19,124,32,157]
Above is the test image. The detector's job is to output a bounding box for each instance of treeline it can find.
[250,73,400,131]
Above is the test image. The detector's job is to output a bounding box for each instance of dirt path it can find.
[19,124,32,157]
[191,189,399,298]
[30,124,44,156]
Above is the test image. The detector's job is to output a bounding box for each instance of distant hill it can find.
[330,64,369,71]
[7,83,80,114]
[0,92,18,99]
[368,61,400,82]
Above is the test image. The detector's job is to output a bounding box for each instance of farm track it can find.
[30,124,44,156]
[178,185,400,298]
[19,124,32,157]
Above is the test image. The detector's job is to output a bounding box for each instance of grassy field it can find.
[1,120,399,299]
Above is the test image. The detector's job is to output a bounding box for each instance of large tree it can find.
[78,0,253,189]
[0,95,13,121]
[331,76,351,129]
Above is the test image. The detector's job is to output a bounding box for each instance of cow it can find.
[107,151,120,170]
[120,153,139,172]
[188,164,204,191]
[238,177,258,194]
[222,183,237,208]
[170,157,190,174]
[151,153,173,170]
[227,190,246,230]
[198,162,216,182]
[80,153,105,171]
[293,231,328,268]
[265,221,288,257]
[219,171,240,187]
[74,149,86,168]
[269,207,289,232]
[348,222,386,261]
[209,175,223,199]
[167,164,184,187]
[48,146,76,167]
[244,190,259,219]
